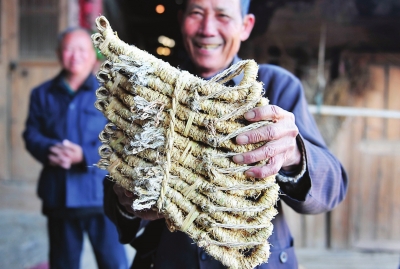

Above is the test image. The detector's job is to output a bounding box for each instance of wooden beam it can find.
[309,105,400,119]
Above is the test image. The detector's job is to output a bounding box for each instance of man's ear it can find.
[240,14,255,42]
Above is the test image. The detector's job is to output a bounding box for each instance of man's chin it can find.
[194,63,222,78]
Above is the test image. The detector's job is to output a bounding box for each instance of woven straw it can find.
[92,16,279,269]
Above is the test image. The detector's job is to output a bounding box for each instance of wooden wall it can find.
[0,0,66,212]
[284,55,400,251]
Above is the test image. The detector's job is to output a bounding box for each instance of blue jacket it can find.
[104,58,348,269]
[23,71,108,209]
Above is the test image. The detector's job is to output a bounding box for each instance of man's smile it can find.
[194,41,221,50]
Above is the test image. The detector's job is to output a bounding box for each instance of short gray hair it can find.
[182,0,251,17]
[57,27,92,51]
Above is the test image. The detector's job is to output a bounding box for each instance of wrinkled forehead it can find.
[59,28,93,49]
[183,0,250,17]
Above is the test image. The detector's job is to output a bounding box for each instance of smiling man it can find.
[180,0,255,78]
[104,0,348,268]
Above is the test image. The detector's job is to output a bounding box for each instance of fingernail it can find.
[246,171,255,177]
[236,135,249,145]
[244,111,255,120]
[233,154,244,163]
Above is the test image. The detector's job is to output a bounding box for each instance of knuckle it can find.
[244,153,258,164]
[251,130,264,143]
[267,157,281,173]
[265,126,277,140]
[287,111,295,121]
[262,145,276,159]
[270,105,281,121]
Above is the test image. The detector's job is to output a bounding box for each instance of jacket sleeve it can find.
[262,66,348,214]
[22,88,59,165]
[103,178,141,244]
[78,113,107,172]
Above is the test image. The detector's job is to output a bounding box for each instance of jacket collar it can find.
[51,70,95,93]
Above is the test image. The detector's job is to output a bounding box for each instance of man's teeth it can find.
[199,44,219,49]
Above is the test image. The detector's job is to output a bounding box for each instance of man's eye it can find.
[189,9,202,15]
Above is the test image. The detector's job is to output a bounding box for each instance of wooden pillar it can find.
[0,0,18,181]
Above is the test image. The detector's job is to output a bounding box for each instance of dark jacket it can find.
[23,72,108,209]
[104,58,348,269]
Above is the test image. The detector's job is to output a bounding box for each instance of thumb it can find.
[62,139,71,147]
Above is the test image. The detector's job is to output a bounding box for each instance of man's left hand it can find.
[61,139,83,165]
[233,105,301,178]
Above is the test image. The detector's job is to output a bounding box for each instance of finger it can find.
[113,184,135,207]
[62,141,77,153]
[48,153,66,163]
[233,137,294,164]
[58,154,71,169]
[48,154,60,166]
[64,140,80,150]
[60,161,71,169]
[244,105,287,122]
[124,190,134,197]
[48,153,71,169]
[237,115,298,145]
[245,154,285,179]
[49,144,64,154]
[62,139,71,147]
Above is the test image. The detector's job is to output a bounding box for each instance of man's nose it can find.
[199,16,218,36]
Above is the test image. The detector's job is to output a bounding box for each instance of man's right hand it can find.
[48,143,72,169]
[113,184,164,221]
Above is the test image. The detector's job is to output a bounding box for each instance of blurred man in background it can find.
[23,28,128,269]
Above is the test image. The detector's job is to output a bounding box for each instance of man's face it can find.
[59,31,96,76]
[180,0,254,78]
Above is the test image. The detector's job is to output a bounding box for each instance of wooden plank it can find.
[347,98,366,247]
[356,151,377,244]
[358,140,400,155]
[281,205,326,249]
[58,0,68,31]
[364,65,386,140]
[0,64,10,181]
[391,155,400,240]
[387,66,400,140]
[329,117,353,248]
[304,214,326,248]
[376,155,392,241]
[308,105,400,119]
[0,0,18,181]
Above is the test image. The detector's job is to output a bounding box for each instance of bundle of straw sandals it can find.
[92,16,280,269]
